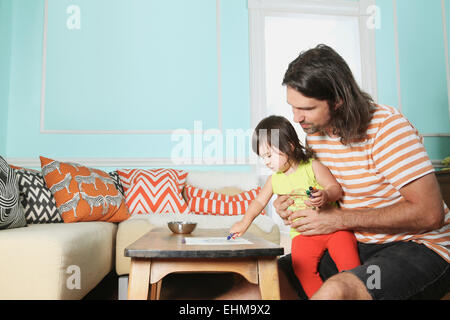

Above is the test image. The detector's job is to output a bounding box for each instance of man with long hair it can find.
[274,44,449,300]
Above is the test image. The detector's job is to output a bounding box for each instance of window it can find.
[249,0,378,232]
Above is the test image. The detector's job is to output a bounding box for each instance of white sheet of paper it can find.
[184,237,252,245]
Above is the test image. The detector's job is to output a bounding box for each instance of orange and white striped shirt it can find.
[307,104,450,263]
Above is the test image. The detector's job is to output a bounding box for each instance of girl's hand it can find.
[229,220,250,238]
[305,189,329,208]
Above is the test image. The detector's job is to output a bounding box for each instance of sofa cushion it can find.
[115,213,280,275]
[117,168,189,214]
[15,169,63,224]
[0,156,27,230]
[185,185,265,215]
[40,156,130,223]
[186,171,260,191]
[0,222,117,299]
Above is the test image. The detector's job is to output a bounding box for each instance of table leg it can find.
[150,280,162,300]
[258,258,280,300]
[128,258,151,300]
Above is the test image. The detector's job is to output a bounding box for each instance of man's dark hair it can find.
[282,44,375,145]
[252,115,314,165]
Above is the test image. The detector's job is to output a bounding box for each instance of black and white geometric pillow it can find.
[108,171,125,196]
[15,169,63,224]
[0,156,27,230]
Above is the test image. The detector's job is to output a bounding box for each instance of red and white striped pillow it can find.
[117,169,189,214]
[185,185,265,216]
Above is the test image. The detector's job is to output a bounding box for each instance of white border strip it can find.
[422,133,450,137]
[442,0,450,122]
[359,0,378,101]
[7,157,445,169]
[248,0,360,15]
[6,158,254,168]
[40,0,48,133]
[40,129,198,135]
[392,0,403,112]
[40,0,223,134]
[216,0,223,131]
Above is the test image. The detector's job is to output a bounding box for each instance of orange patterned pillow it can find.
[117,168,189,214]
[40,156,131,223]
[185,185,265,216]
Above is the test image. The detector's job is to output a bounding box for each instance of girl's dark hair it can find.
[282,44,375,145]
[252,115,314,164]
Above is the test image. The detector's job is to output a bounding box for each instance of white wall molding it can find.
[392,0,403,112]
[248,5,266,131]
[359,0,378,102]
[432,159,448,169]
[216,0,223,131]
[441,0,450,121]
[40,0,224,135]
[6,157,256,168]
[422,133,450,137]
[248,0,361,16]
[8,157,445,170]
[40,0,48,134]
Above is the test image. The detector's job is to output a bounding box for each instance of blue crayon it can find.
[227,233,236,240]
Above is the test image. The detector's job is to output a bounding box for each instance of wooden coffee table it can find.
[125,228,284,300]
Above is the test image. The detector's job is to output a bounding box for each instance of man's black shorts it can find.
[278,241,450,300]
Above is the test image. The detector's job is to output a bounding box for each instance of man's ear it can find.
[334,99,343,110]
[289,142,295,152]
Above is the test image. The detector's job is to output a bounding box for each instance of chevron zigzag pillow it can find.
[185,185,265,216]
[15,169,63,224]
[117,168,189,214]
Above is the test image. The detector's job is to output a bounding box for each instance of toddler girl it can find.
[230,115,360,298]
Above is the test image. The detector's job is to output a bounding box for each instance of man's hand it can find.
[288,206,343,236]
[273,195,294,225]
[273,194,344,236]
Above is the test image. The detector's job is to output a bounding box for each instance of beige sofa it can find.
[0,170,279,300]
[0,222,117,299]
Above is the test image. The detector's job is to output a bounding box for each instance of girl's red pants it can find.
[291,231,361,298]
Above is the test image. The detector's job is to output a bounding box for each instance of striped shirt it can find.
[307,104,450,263]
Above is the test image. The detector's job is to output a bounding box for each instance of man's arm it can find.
[338,173,445,234]
[276,173,445,236]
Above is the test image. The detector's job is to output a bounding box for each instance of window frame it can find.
[248,0,378,227]
[248,0,378,132]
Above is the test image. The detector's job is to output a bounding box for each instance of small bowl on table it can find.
[168,221,197,234]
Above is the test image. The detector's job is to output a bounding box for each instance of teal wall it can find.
[0,0,13,156]
[376,0,450,159]
[1,0,449,165]
[4,0,251,163]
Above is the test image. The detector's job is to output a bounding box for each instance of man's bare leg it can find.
[214,275,261,300]
[311,272,372,300]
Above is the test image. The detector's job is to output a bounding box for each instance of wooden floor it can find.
[83,272,237,300]
[84,271,450,300]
